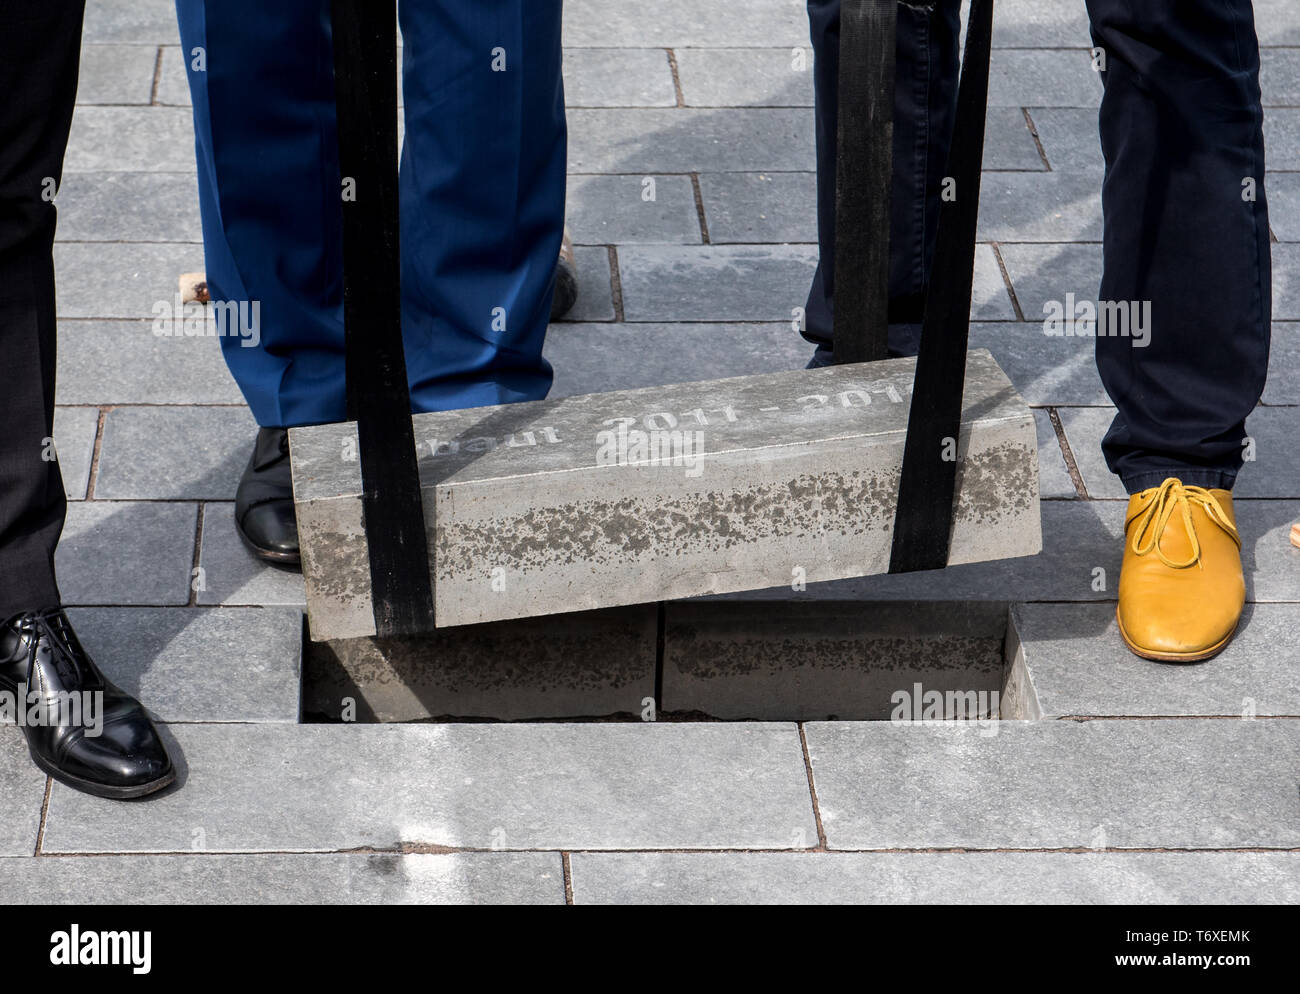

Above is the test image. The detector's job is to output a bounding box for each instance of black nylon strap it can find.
[888,0,995,573]
[331,0,436,635]
[832,0,896,364]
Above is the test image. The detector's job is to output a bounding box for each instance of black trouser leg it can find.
[1085,0,1270,493]
[0,1,85,618]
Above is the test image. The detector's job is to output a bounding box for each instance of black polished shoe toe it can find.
[235,427,301,566]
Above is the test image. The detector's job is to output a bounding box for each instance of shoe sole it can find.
[235,516,301,567]
[1115,606,1238,663]
[29,747,176,800]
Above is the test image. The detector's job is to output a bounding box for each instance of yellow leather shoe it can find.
[1116,478,1244,663]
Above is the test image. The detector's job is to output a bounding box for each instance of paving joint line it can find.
[606,245,625,321]
[1047,407,1090,498]
[798,723,829,851]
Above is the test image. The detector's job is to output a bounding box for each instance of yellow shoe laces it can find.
[1130,478,1240,570]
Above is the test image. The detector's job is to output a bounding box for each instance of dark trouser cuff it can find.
[1121,468,1237,496]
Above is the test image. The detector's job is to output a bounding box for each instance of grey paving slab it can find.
[1261,49,1300,107]
[154,45,192,107]
[1011,602,1300,718]
[1264,109,1300,171]
[564,48,676,107]
[968,321,1109,406]
[617,244,1013,322]
[1237,499,1300,603]
[1034,410,1076,498]
[1061,404,1300,500]
[83,0,180,45]
[990,0,1092,48]
[698,172,817,244]
[0,731,47,857]
[977,171,1102,243]
[566,174,700,245]
[1056,406,1125,499]
[672,48,815,107]
[805,718,1300,850]
[562,0,807,48]
[1275,243,1300,319]
[94,406,256,501]
[0,853,563,904]
[988,49,1102,108]
[64,107,196,173]
[1263,322,1300,404]
[570,851,1300,905]
[1268,173,1300,242]
[53,406,99,502]
[567,108,815,173]
[984,107,1051,171]
[75,44,156,105]
[56,320,244,405]
[41,723,818,853]
[57,501,197,606]
[196,504,306,608]
[54,172,202,243]
[545,322,807,399]
[1026,108,1104,173]
[556,246,615,321]
[695,498,1125,605]
[65,607,301,723]
[54,242,206,319]
[997,241,1102,320]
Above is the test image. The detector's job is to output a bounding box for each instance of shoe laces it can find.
[1130,478,1240,570]
[11,608,95,688]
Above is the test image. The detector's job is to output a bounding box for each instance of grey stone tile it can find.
[1026,108,1104,173]
[977,171,1102,242]
[1264,109,1300,171]
[1254,0,1300,45]
[75,44,156,106]
[996,241,1102,320]
[1012,602,1300,718]
[988,49,1102,108]
[694,499,1126,604]
[0,731,47,857]
[617,244,817,322]
[570,851,1300,904]
[54,172,202,243]
[41,722,818,853]
[1056,406,1125,499]
[57,501,197,606]
[566,174,700,244]
[196,504,306,608]
[1261,48,1300,107]
[970,244,1020,319]
[1236,499,1300,603]
[567,108,814,173]
[1263,322,1300,404]
[545,321,807,398]
[698,171,817,244]
[95,406,256,501]
[556,246,615,322]
[968,321,1109,406]
[57,320,244,406]
[54,242,206,319]
[1268,173,1300,242]
[563,0,807,48]
[564,48,677,107]
[154,45,192,107]
[805,718,1300,849]
[64,107,196,173]
[65,607,301,723]
[991,0,1092,48]
[1274,243,1300,319]
[1034,410,1076,498]
[53,406,99,502]
[83,0,180,45]
[1,852,563,904]
[672,48,815,107]
[984,107,1050,171]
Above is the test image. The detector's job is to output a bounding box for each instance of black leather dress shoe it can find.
[235,427,301,566]
[0,608,174,800]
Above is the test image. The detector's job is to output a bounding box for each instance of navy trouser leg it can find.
[175,0,565,427]
[804,0,962,364]
[1085,0,1270,493]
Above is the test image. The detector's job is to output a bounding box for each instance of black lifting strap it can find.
[331,0,436,636]
[834,0,996,573]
